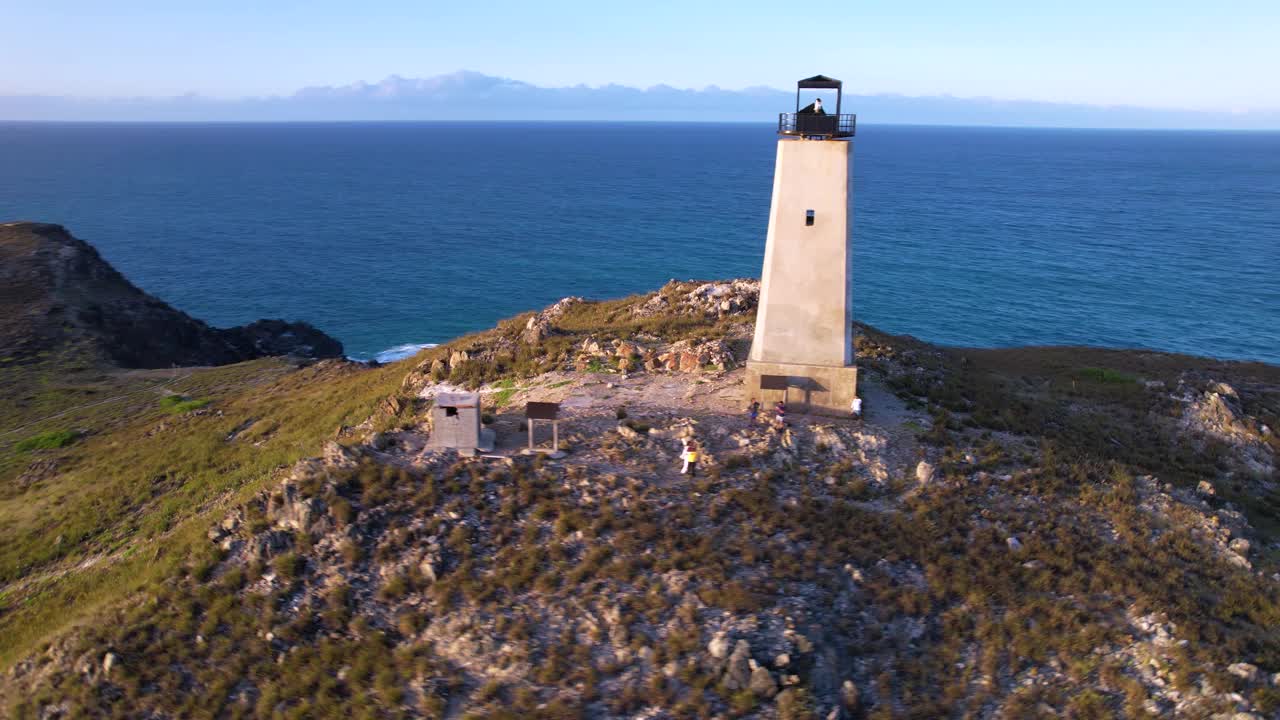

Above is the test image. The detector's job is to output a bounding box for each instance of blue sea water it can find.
[1,122,1277,364]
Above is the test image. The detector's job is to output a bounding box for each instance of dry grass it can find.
[0,356,409,669]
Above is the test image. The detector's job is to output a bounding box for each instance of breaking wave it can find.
[372,343,437,364]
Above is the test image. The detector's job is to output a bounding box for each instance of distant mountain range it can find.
[3,70,1278,129]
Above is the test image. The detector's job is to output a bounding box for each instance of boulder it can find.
[915,461,935,484]
[749,666,778,698]
[678,351,704,373]
[616,423,644,442]
[723,640,753,691]
[267,482,326,534]
[681,280,760,318]
[419,555,439,583]
[248,530,293,564]
[707,633,731,660]
[323,441,360,469]
[378,395,403,417]
[522,315,549,345]
[841,680,860,711]
[1228,662,1259,682]
[221,512,242,533]
[1210,382,1239,399]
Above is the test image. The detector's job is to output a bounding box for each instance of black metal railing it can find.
[778,113,856,138]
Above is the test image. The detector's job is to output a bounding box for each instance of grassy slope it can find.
[7,311,1279,718]
[0,352,413,668]
[858,326,1280,536]
[3,286,1279,717]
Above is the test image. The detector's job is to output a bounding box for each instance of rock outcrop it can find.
[0,222,343,367]
[520,296,583,345]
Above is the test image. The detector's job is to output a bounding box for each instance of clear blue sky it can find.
[3,0,1277,111]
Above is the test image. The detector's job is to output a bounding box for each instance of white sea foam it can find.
[372,343,437,363]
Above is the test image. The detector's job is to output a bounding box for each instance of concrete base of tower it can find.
[744,360,858,417]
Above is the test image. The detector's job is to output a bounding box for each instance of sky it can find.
[3,0,1278,112]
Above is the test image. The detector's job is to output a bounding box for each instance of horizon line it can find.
[3,119,1280,133]
[6,69,1279,117]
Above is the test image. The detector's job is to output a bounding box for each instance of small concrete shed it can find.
[427,392,494,455]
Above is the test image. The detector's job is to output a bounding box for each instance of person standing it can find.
[774,400,787,424]
[748,400,761,426]
[681,440,699,477]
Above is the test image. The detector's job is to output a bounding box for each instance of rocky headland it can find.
[0,222,343,368]
[1,228,1279,719]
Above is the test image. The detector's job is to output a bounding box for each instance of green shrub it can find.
[729,689,757,714]
[1066,689,1111,719]
[158,395,211,414]
[15,429,78,452]
[379,573,411,601]
[330,498,355,527]
[273,552,304,581]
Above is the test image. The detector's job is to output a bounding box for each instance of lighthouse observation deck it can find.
[778,112,856,138]
[781,73,856,139]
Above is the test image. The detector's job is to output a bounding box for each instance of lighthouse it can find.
[745,75,858,415]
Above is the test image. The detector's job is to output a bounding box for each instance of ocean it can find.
[1,122,1277,365]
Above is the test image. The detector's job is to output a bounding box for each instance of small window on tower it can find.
[805,210,815,226]
[445,406,458,417]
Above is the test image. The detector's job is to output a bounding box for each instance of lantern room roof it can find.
[797,75,842,89]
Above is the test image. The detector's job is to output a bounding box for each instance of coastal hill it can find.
[2,227,1279,718]
[0,222,343,368]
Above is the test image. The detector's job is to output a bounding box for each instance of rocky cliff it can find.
[0,222,342,367]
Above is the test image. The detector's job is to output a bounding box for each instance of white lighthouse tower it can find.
[745,75,857,415]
